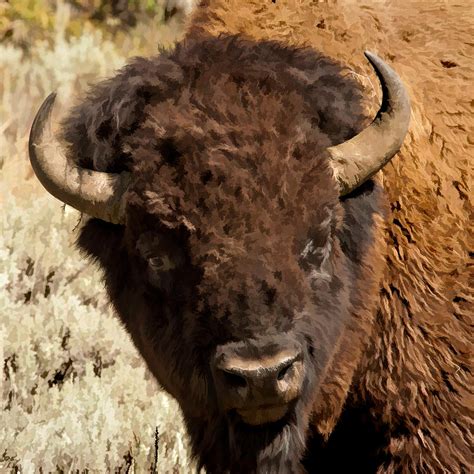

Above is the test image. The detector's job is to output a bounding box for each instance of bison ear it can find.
[77,218,126,266]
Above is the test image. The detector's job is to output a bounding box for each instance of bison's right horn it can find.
[328,51,411,196]
[28,92,131,224]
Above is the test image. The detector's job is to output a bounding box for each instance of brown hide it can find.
[186,1,473,471]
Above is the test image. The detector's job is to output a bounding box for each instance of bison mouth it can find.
[236,402,290,425]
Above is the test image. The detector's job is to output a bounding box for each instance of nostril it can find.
[277,361,293,381]
[222,370,248,388]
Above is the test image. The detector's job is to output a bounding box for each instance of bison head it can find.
[29,37,409,473]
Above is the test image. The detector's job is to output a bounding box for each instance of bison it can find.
[28,1,472,473]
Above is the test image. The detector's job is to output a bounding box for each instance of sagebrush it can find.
[0,2,196,472]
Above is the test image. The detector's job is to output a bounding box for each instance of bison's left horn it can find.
[28,92,130,224]
[328,51,411,196]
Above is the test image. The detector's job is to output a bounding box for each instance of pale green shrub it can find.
[0,197,196,472]
[1,3,197,472]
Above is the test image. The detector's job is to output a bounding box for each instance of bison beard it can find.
[186,404,308,473]
[28,27,416,474]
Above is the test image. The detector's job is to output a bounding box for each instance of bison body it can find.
[29,1,472,473]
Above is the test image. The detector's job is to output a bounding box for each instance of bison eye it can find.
[145,255,178,291]
[148,255,176,272]
[299,238,333,281]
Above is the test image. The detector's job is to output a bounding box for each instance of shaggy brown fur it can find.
[186,1,474,472]
[59,1,472,473]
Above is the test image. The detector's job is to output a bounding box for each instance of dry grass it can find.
[0,2,197,472]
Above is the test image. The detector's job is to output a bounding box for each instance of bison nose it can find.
[212,346,304,419]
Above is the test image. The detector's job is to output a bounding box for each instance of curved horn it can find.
[28,92,130,224]
[328,51,411,196]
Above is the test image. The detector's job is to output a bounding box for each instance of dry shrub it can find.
[1,2,196,472]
